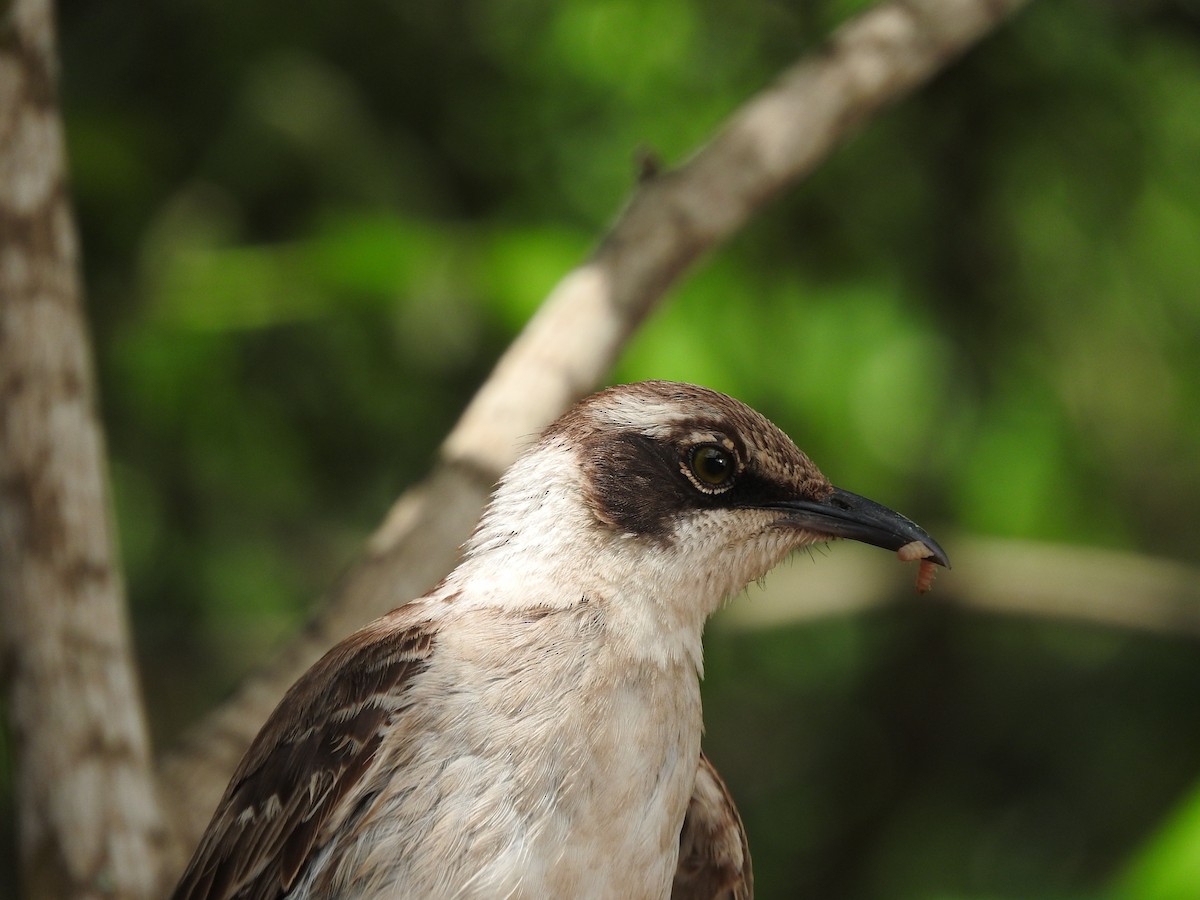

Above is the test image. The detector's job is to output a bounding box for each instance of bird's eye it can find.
[687,444,736,492]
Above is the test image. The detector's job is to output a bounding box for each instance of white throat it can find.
[446,442,800,673]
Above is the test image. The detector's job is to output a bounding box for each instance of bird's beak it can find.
[770,487,950,568]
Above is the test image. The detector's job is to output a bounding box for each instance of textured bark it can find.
[158,0,1032,868]
[0,1,170,897]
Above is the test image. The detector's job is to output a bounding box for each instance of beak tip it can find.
[927,542,952,570]
[898,537,951,570]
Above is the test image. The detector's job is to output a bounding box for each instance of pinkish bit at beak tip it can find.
[897,540,939,594]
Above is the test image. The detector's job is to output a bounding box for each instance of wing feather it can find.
[672,751,754,900]
[172,612,435,900]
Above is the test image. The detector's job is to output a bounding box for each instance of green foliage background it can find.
[4,0,1200,896]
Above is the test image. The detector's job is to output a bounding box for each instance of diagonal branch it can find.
[157,0,1032,865]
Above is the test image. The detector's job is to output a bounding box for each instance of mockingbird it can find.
[173,381,948,899]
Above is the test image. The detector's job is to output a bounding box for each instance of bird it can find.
[172,380,948,900]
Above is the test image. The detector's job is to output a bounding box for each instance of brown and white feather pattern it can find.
[175,594,706,899]
[673,754,753,900]
[172,611,435,900]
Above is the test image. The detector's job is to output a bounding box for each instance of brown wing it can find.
[171,612,435,900]
[672,751,754,900]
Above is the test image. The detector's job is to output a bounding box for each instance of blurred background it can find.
[4,0,1198,896]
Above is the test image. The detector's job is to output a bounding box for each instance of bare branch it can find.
[157,0,1031,864]
[721,537,1200,641]
[0,1,170,896]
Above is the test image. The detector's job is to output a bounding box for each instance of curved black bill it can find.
[771,486,950,568]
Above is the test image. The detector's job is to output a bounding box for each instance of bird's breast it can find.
[549,652,704,897]
[320,600,704,898]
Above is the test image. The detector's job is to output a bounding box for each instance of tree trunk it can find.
[0,0,169,896]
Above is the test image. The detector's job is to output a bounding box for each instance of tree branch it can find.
[0,1,170,896]
[719,536,1200,640]
[156,0,1032,865]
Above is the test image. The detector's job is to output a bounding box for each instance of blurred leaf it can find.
[1117,783,1200,900]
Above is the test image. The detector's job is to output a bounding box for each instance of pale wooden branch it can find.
[0,1,170,897]
[156,0,1032,865]
[719,537,1200,640]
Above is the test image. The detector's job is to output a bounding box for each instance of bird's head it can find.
[460,381,948,652]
